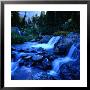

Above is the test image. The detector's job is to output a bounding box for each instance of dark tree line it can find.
[11,11,80,35]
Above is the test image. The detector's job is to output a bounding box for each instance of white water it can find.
[67,44,76,57]
[32,36,60,49]
[48,44,77,76]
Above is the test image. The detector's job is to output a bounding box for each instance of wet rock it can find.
[19,60,25,67]
[24,49,31,53]
[23,56,32,61]
[66,32,80,43]
[11,51,18,61]
[11,27,21,35]
[21,54,28,59]
[49,55,57,61]
[32,71,53,80]
[42,58,52,70]
[11,66,32,80]
[11,46,16,51]
[15,53,31,62]
[18,49,25,52]
[32,54,44,61]
[60,60,80,80]
[54,43,70,56]
[30,39,36,42]
[54,32,80,57]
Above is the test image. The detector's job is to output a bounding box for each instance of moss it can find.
[53,31,69,36]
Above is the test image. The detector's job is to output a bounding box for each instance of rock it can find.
[54,43,70,56]
[11,66,32,80]
[37,51,46,55]
[18,49,25,52]
[66,32,80,43]
[42,58,52,70]
[32,71,53,80]
[43,53,51,59]
[21,54,28,59]
[11,27,21,35]
[30,39,36,42]
[49,55,57,61]
[60,60,80,80]
[11,46,16,51]
[11,51,18,61]
[15,52,32,61]
[23,49,31,53]
[19,56,32,67]
[32,54,44,61]
[23,56,32,61]
[19,60,25,67]
[29,48,37,53]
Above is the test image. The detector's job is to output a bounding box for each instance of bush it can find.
[53,31,69,36]
[11,32,32,44]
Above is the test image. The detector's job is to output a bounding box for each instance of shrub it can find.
[53,31,69,36]
[11,32,32,44]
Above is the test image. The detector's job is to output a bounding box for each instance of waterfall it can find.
[48,36,60,45]
[32,36,60,49]
[47,36,56,44]
[67,44,76,57]
[48,44,77,76]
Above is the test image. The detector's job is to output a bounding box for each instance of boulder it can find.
[11,27,21,35]
[42,58,52,70]
[66,32,80,43]
[11,51,18,61]
[49,55,57,61]
[11,46,16,51]
[60,60,80,80]
[18,49,26,52]
[32,71,53,80]
[32,54,44,61]
[19,60,25,67]
[54,43,71,56]
[23,56,32,61]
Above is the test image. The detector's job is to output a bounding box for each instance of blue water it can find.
[11,35,80,80]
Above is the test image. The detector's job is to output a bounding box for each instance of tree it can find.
[38,11,46,35]
[11,11,20,28]
[21,11,27,29]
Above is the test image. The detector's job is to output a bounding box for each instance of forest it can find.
[11,11,80,44]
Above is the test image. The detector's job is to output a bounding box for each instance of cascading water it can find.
[48,44,77,76]
[32,36,60,49]
[47,36,56,45]
[47,36,60,45]
[67,44,76,57]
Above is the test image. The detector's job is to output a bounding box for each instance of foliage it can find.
[11,11,20,27]
[11,32,33,44]
[53,31,69,36]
